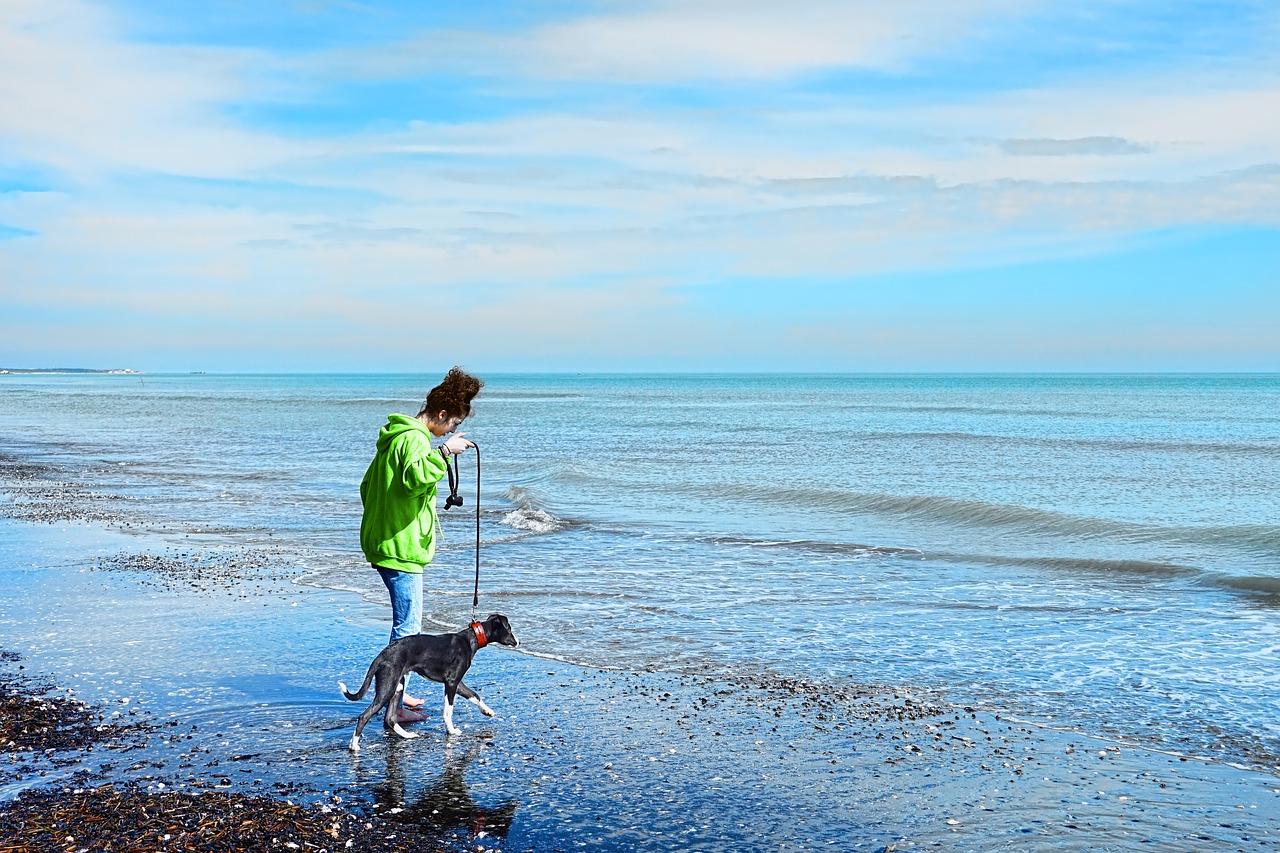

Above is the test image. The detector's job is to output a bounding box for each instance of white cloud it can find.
[311,0,1038,83]
[1001,137,1150,156]
[524,0,1036,81]
[0,0,301,180]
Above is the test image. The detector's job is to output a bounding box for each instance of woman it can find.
[359,367,482,719]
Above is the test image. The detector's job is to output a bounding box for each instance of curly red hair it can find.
[419,366,483,420]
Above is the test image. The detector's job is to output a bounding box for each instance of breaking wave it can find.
[499,486,569,535]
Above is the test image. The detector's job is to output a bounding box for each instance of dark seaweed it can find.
[0,783,459,853]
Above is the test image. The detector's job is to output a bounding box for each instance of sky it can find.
[1,0,1278,373]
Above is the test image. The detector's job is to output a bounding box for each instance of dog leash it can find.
[441,441,482,617]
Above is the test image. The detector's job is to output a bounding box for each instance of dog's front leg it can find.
[443,685,461,736]
[455,681,495,718]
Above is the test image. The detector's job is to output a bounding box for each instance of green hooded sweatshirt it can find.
[359,414,449,573]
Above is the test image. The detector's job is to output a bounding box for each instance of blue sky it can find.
[1,0,1277,372]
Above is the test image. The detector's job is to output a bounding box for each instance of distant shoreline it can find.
[0,367,140,374]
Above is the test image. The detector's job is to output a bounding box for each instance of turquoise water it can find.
[2,372,1278,768]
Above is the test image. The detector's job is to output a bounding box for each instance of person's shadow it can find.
[371,735,520,839]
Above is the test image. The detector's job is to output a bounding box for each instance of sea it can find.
[2,372,1278,771]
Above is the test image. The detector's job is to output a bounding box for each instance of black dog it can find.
[339,614,519,752]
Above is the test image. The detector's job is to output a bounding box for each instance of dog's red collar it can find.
[470,621,488,648]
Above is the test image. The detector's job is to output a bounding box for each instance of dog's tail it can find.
[338,659,379,701]
[337,678,370,701]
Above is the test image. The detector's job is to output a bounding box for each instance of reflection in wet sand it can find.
[364,735,520,842]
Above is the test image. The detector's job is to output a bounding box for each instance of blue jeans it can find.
[377,566,424,702]
[377,566,423,644]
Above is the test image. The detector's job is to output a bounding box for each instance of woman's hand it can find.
[442,433,475,456]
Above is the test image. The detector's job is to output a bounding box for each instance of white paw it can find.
[481,706,495,718]
[392,724,420,740]
[348,735,360,752]
[445,725,461,736]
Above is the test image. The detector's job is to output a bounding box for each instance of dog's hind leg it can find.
[382,677,404,729]
[390,720,419,740]
[349,666,405,752]
[455,681,495,718]
[385,674,420,740]
[351,694,388,753]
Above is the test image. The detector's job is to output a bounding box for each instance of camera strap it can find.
[443,451,462,509]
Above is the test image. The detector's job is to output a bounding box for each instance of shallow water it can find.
[3,521,1277,852]
[2,372,1278,772]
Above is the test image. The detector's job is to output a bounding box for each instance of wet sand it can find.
[1,460,1278,851]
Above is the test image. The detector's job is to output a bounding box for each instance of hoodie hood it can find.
[377,413,431,452]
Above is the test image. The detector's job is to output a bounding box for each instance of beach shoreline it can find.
[1,448,1278,850]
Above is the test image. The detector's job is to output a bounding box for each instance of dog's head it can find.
[482,614,519,649]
